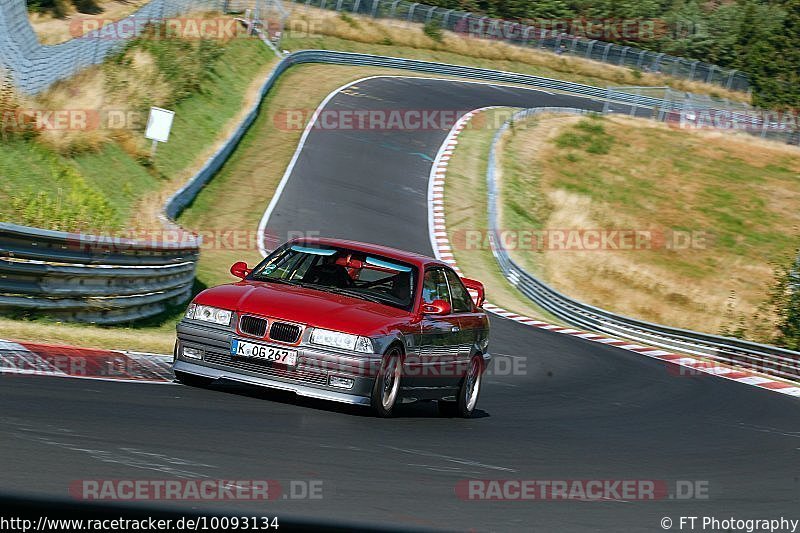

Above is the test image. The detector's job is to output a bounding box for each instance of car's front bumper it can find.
[173,360,373,405]
[175,320,382,405]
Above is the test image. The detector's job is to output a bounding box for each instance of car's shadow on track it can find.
[198,380,490,419]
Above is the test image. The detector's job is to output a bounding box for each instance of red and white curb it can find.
[0,339,174,384]
[427,108,800,398]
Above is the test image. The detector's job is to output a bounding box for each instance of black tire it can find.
[440,355,484,418]
[174,370,213,388]
[370,345,404,417]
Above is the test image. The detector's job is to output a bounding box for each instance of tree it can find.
[28,0,103,17]
[770,250,800,350]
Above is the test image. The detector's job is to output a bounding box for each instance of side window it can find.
[422,269,450,305]
[444,269,473,313]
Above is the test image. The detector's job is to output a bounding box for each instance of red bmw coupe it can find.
[173,238,490,417]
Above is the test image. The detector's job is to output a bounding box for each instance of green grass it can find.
[283,34,636,89]
[0,36,275,232]
[0,140,117,230]
[555,116,615,155]
[546,122,796,261]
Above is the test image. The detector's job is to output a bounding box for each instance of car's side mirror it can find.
[230,261,251,280]
[422,299,451,315]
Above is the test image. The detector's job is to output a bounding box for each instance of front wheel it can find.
[370,346,404,417]
[439,355,484,418]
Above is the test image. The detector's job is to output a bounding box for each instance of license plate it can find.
[231,339,298,367]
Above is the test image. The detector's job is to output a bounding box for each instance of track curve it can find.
[2,76,798,532]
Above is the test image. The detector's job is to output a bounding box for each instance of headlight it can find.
[310,328,374,353]
[185,304,232,326]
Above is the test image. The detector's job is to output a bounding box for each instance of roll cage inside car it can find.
[247,244,419,311]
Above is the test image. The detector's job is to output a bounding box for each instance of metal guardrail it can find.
[282,50,678,111]
[0,222,198,324]
[265,50,793,145]
[287,51,795,145]
[485,107,800,380]
[289,0,750,93]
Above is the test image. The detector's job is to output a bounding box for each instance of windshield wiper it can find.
[330,288,389,305]
[286,281,395,306]
[252,276,295,285]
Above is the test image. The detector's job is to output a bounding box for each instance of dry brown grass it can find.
[0,317,175,354]
[286,5,750,103]
[31,11,241,158]
[32,52,170,156]
[441,108,562,322]
[1,69,22,142]
[500,113,800,342]
[29,0,151,45]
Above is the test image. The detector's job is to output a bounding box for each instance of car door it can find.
[408,267,461,391]
[443,268,480,377]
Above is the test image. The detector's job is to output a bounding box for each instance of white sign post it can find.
[145,107,175,161]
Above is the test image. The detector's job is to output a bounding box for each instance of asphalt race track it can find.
[2,77,799,532]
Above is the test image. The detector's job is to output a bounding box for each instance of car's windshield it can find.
[249,244,417,311]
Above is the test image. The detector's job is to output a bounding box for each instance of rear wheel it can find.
[174,370,213,388]
[370,346,404,417]
[439,355,483,418]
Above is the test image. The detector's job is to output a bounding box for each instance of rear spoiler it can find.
[461,277,486,308]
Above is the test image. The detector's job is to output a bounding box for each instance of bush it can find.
[110,25,225,107]
[28,0,64,17]
[0,72,17,142]
[339,12,359,28]
[0,72,39,143]
[770,250,800,350]
[555,118,614,155]
[72,0,102,15]
[423,20,443,43]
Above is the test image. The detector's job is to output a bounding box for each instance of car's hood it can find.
[193,281,413,336]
